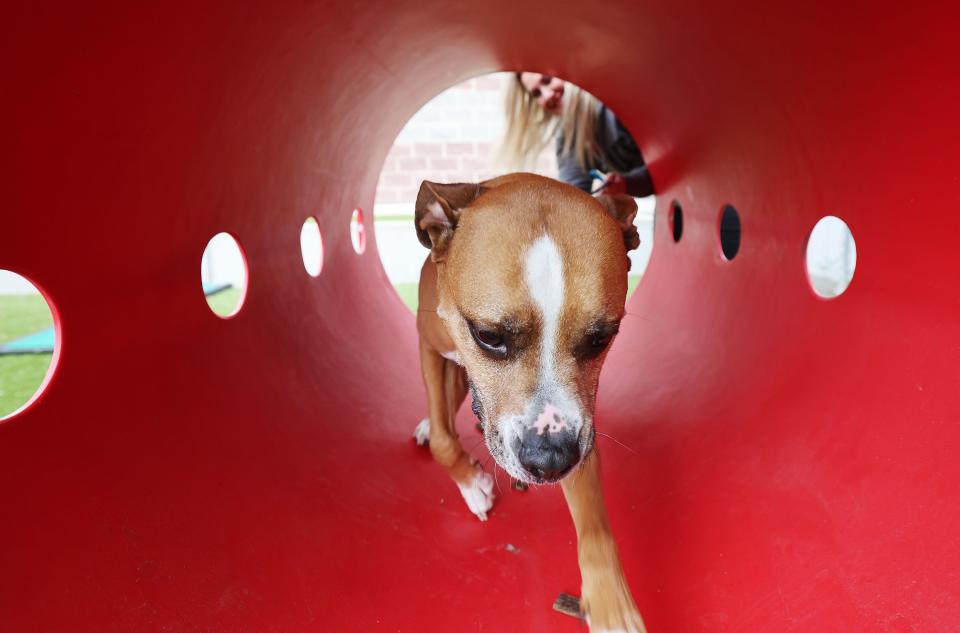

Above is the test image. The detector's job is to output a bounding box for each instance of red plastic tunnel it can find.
[3,2,959,631]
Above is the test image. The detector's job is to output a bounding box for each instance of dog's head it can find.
[416,173,638,484]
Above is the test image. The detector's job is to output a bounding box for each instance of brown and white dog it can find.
[413,173,646,633]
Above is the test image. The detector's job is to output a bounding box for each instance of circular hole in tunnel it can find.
[806,215,856,298]
[350,208,366,255]
[719,204,741,260]
[301,217,324,277]
[0,270,59,421]
[670,200,683,242]
[374,72,657,312]
[201,232,248,318]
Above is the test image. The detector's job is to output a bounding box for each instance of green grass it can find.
[392,282,419,312]
[374,214,416,224]
[0,355,52,418]
[390,275,641,315]
[0,294,54,418]
[627,274,641,297]
[205,287,244,317]
[0,294,54,344]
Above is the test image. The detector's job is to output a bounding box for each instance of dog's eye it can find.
[589,334,612,353]
[576,330,616,361]
[468,321,508,358]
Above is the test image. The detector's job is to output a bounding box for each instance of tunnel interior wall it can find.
[2,1,959,631]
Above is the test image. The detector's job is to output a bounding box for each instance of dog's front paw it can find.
[582,569,647,633]
[413,418,430,446]
[456,466,495,521]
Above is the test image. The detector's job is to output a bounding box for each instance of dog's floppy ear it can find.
[415,181,488,261]
[595,194,640,253]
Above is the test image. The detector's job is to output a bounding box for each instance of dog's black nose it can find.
[518,430,580,482]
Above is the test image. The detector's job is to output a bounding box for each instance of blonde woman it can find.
[501,72,654,197]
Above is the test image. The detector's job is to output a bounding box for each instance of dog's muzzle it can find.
[516,426,580,482]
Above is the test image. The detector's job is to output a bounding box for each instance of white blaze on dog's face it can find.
[422,175,636,485]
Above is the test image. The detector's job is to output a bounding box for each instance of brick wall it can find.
[374,74,556,210]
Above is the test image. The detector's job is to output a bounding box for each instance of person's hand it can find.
[601,172,627,196]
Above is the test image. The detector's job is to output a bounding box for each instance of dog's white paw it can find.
[583,600,647,633]
[413,418,430,446]
[456,468,495,521]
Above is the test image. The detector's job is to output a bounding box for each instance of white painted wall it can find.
[394,74,511,143]
[0,271,39,295]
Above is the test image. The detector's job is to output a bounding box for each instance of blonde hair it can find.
[498,73,601,171]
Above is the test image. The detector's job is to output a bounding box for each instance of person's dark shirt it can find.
[556,105,654,197]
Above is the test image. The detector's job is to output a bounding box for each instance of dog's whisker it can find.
[480,452,507,497]
[480,452,494,472]
[596,431,640,456]
[492,462,504,496]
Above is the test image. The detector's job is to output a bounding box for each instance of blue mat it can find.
[202,282,231,296]
[0,283,233,355]
[0,327,55,355]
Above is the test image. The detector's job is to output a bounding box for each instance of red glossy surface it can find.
[2,2,958,631]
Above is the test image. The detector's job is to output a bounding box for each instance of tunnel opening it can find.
[0,270,60,420]
[371,72,657,314]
